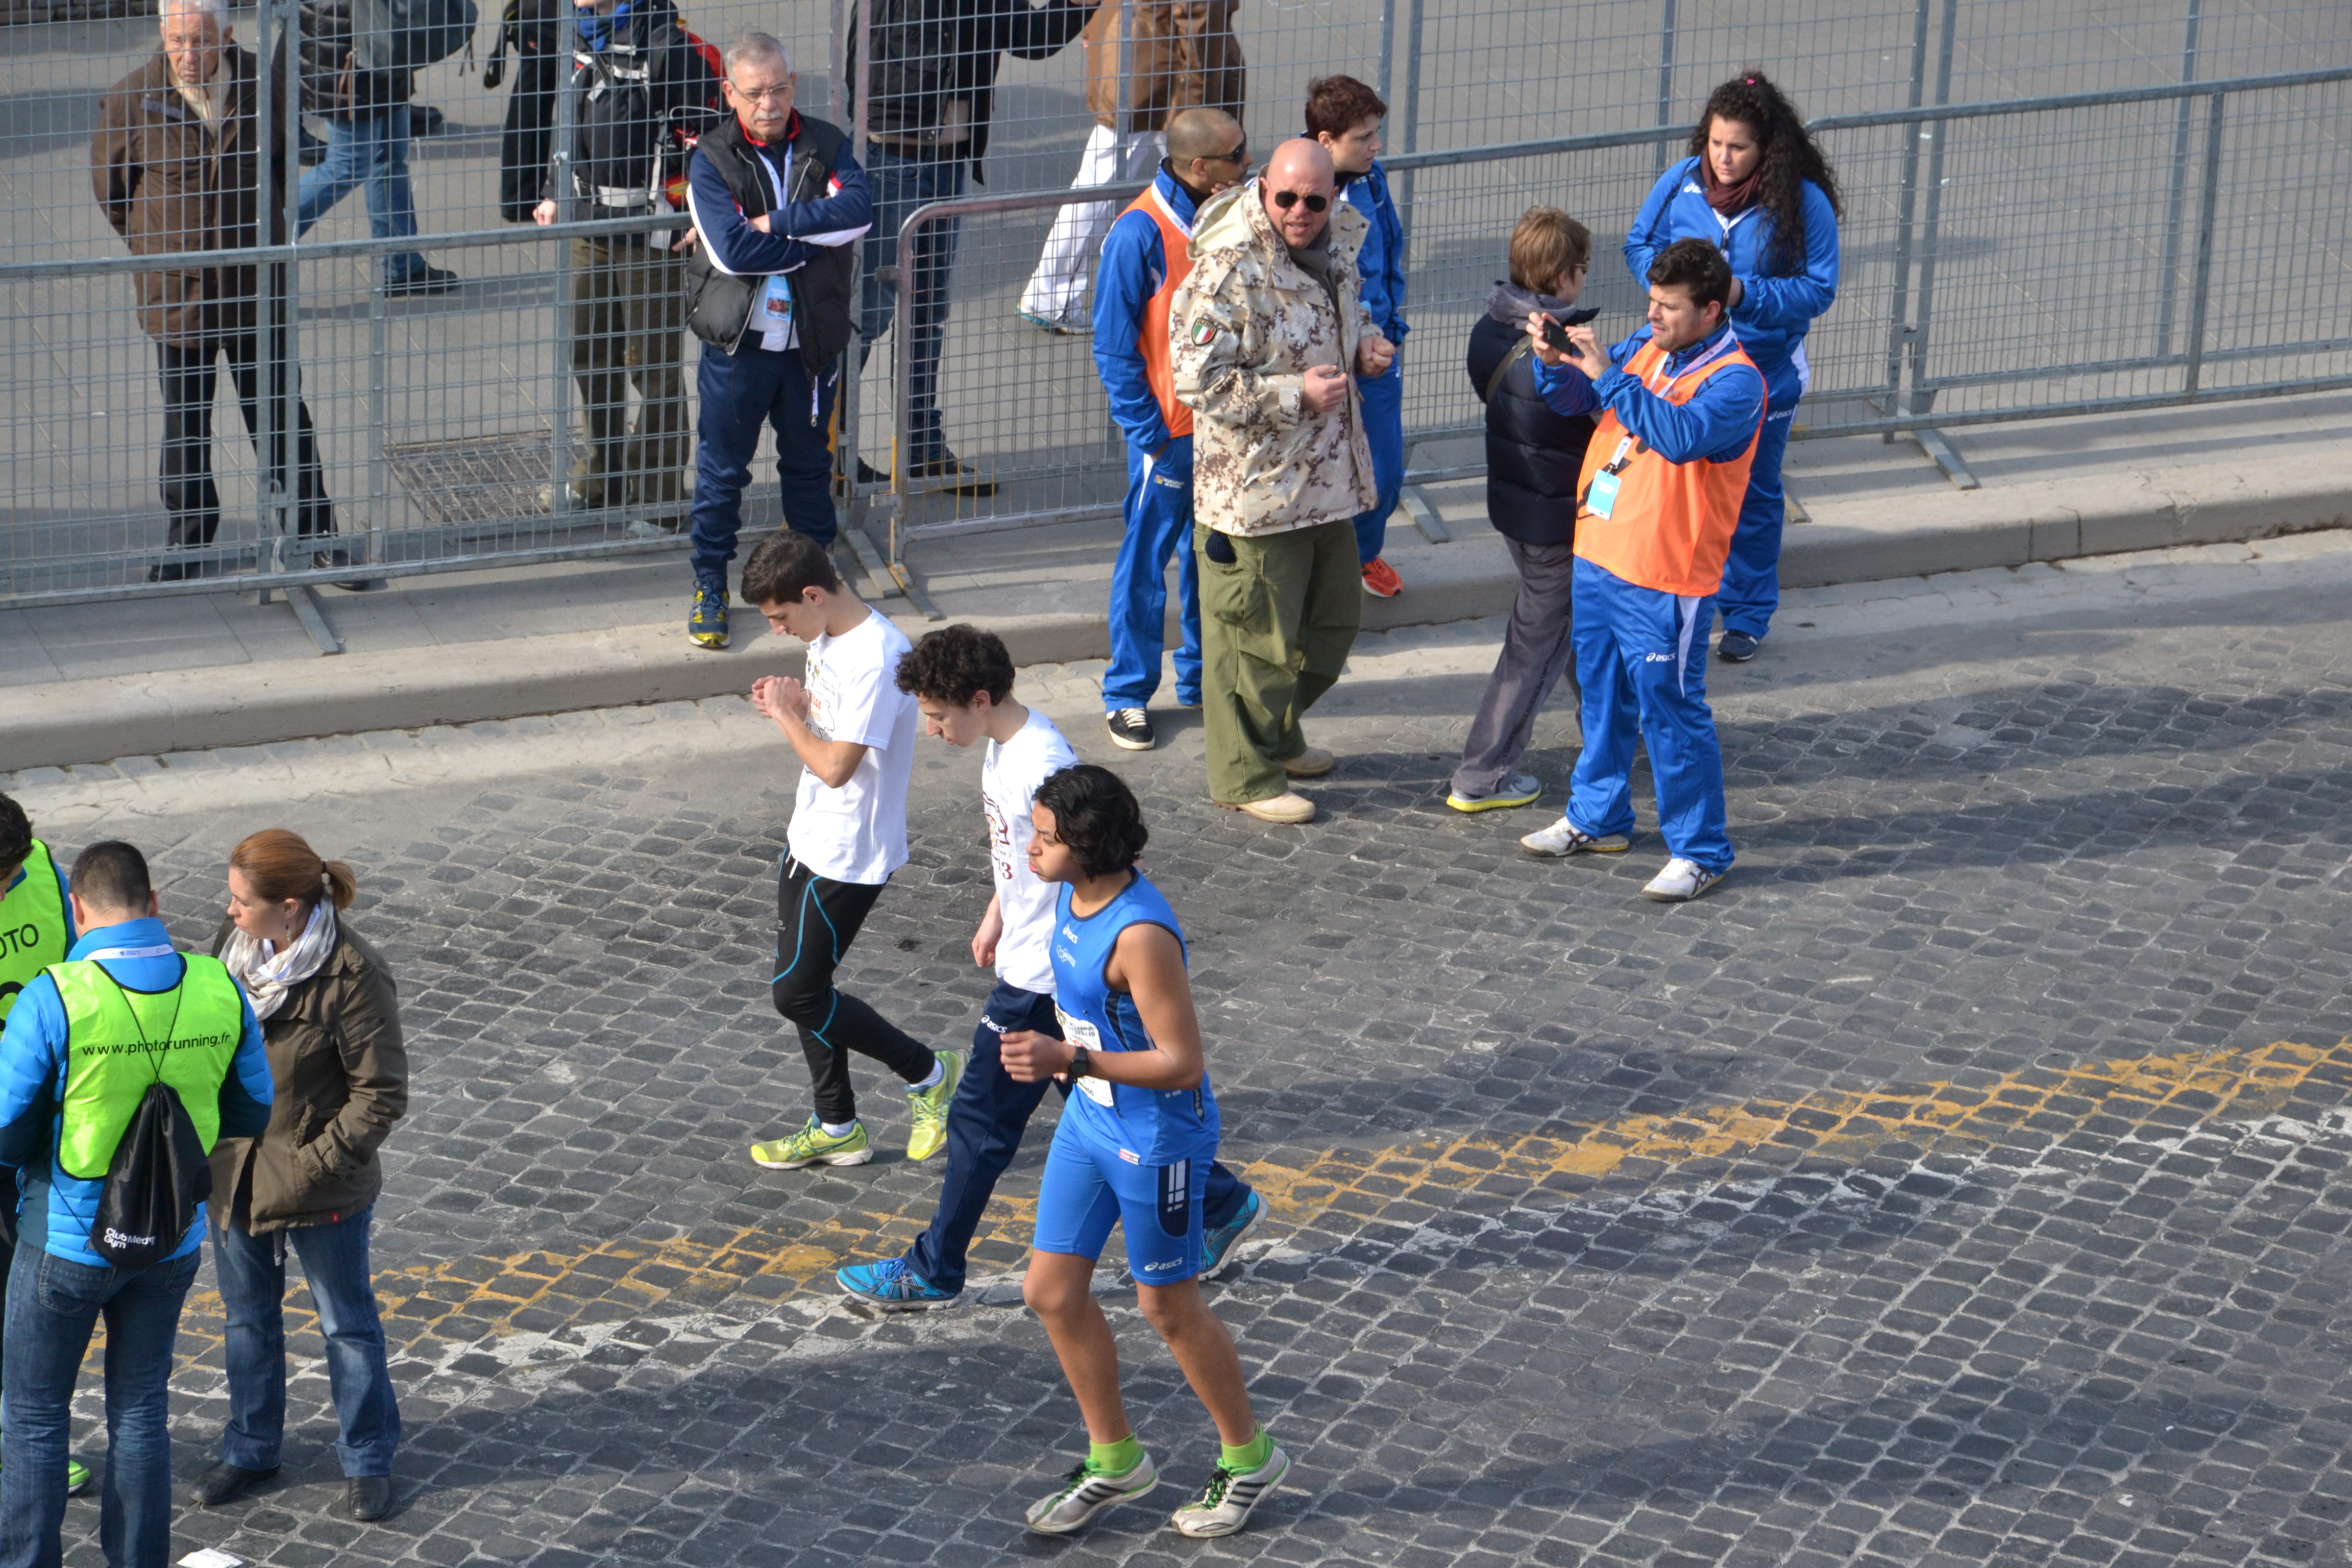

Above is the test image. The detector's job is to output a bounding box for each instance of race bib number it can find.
[1055,1007,1117,1106]
[1586,469,1621,520]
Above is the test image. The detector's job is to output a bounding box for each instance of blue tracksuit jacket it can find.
[1624,157,1837,403]
[0,918,273,1267]
[1090,165,1199,457]
[1533,321,1767,467]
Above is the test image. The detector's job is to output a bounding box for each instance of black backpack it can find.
[92,1082,213,1271]
[352,0,481,71]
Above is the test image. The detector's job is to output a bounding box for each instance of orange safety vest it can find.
[1572,332,1765,598]
[1121,183,1194,440]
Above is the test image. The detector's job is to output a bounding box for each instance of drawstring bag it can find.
[92,1082,212,1270]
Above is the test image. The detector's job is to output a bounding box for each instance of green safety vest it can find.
[47,953,244,1181]
[0,841,70,1024]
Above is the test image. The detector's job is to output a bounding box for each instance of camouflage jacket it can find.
[1170,180,1379,536]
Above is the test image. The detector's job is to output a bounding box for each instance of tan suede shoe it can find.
[1281,747,1335,779]
[1220,792,1317,824]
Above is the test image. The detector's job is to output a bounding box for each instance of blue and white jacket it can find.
[0,918,273,1267]
[1625,155,1838,404]
[1534,320,1766,466]
[1339,159,1408,353]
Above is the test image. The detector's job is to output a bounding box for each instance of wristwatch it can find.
[1067,1044,1092,1080]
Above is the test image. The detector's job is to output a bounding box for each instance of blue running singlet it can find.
[1046,871,1218,1166]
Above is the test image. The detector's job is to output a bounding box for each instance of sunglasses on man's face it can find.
[1271,189,1329,212]
[1207,140,1248,164]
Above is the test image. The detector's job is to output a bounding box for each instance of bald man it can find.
[1092,108,1254,752]
[1169,138,1393,822]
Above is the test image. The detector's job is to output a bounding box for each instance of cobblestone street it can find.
[10,537,2352,1568]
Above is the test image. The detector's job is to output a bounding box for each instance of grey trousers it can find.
[1453,536,1580,798]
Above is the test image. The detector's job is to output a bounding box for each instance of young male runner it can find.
[739,531,960,1168]
[1004,764,1286,1539]
[835,628,1263,1309]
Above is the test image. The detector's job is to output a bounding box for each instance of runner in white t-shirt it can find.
[834,626,1264,1310]
[737,532,960,1173]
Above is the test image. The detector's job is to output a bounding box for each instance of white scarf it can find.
[220,900,338,1021]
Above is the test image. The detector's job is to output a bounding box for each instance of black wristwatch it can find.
[1067,1044,1092,1080]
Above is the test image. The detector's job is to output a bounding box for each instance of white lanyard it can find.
[82,944,175,962]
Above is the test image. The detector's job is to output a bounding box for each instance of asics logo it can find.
[1644,652,1674,662]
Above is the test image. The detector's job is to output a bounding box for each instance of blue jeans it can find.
[1565,556,1734,873]
[213,1209,400,1479]
[1715,366,1801,640]
[856,145,965,464]
[691,342,841,586]
[1,1235,199,1568]
[296,108,429,284]
[903,982,1250,1292]
[1353,359,1405,565]
[1101,436,1203,712]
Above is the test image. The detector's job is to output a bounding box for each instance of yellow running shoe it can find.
[749,1117,871,1169]
[906,1050,963,1161]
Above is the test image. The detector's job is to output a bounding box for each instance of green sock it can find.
[1087,1434,1143,1475]
[1220,1427,1273,1473]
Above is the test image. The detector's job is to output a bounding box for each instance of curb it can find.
[6,476,2346,772]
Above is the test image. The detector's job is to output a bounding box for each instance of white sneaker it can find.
[1025,1453,1158,1534]
[1518,818,1630,857]
[1169,1444,1289,1538]
[1642,857,1724,902]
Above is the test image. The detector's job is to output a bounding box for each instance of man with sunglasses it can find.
[1170,138,1393,824]
[1091,107,1251,754]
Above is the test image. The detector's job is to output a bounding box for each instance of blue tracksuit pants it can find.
[1101,436,1203,712]
[1714,368,1800,640]
[691,340,838,587]
[1353,360,1404,565]
[1565,556,1735,873]
[902,980,1250,1292]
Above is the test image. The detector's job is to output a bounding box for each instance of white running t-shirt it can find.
[787,609,918,885]
[981,708,1081,995]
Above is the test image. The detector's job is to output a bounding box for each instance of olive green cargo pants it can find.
[1193,518,1363,804]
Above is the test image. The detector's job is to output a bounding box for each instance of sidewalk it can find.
[3,389,2345,770]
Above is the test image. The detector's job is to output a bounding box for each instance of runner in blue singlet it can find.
[1000,765,1288,1541]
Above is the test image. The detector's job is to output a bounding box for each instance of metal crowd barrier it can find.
[2,0,2345,635]
[866,61,2352,586]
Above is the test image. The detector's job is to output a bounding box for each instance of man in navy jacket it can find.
[678,32,874,650]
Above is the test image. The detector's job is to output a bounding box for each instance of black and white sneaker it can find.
[1025,1454,1158,1534]
[1716,630,1760,662]
[1106,708,1156,751]
[1169,1445,1289,1538]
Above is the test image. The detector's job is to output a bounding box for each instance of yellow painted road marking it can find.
[151,1040,2341,1373]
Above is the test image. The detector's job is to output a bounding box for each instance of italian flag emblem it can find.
[1191,321,1218,346]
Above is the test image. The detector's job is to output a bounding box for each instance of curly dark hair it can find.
[0,793,30,872]
[894,623,1015,706]
[1033,765,1148,879]
[1687,69,1843,277]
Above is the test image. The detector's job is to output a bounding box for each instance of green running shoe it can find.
[65,1458,91,1497]
[906,1050,963,1161]
[749,1117,871,1169]
[1025,1453,1158,1534]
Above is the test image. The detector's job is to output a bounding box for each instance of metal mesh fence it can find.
[2,0,2347,610]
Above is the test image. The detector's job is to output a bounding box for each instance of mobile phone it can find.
[1541,318,1574,353]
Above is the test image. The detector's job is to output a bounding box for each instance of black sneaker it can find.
[1105,708,1156,751]
[1716,630,1760,663]
[298,125,326,167]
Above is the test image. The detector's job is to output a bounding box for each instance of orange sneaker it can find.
[1361,557,1403,598]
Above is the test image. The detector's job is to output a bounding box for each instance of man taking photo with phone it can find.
[1514,236,1764,902]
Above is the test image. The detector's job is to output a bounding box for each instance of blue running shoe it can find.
[837,1256,961,1311]
[688,579,730,649]
[1200,1189,1266,1277]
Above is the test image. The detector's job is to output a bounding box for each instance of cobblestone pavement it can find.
[11,536,2352,1568]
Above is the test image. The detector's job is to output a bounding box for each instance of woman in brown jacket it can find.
[188,829,407,1524]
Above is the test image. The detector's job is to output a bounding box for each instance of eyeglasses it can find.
[1271,189,1329,212]
[1207,140,1248,165]
[730,83,792,105]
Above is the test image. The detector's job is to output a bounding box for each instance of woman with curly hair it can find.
[1626,68,1842,665]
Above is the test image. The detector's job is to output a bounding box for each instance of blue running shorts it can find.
[1032,1115,1207,1285]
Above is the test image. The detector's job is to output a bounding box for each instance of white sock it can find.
[820,1119,857,1138]
[908,1057,944,1093]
